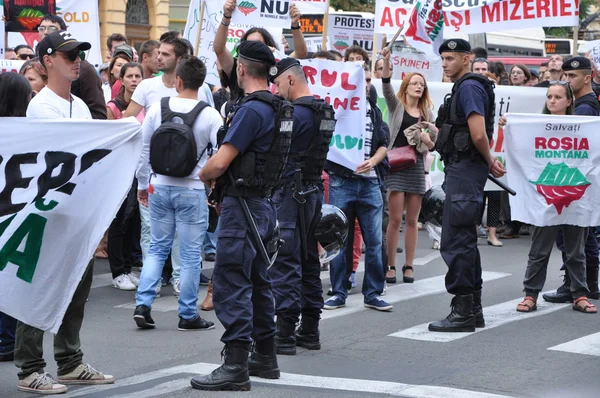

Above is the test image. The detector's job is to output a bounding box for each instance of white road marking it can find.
[321,271,510,321]
[68,362,516,398]
[389,291,570,342]
[548,332,600,357]
[413,251,441,266]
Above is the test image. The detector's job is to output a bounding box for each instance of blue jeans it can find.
[203,220,219,256]
[136,185,208,320]
[0,312,17,354]
[328,175,384,301]
[140,202,181,279]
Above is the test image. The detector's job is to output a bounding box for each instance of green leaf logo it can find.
[530,162,591,214]
[237,1,257,16]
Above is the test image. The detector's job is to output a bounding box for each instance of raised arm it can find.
[214,0,237,79]
[288,4,307,59]
[380,47,400,115]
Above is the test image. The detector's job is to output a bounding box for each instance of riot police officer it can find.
[428,39,505,333]
[267,58,336,355]
[192,41,293,391]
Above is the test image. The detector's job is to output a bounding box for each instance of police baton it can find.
[227,170,272,267]
[487,174,516,196]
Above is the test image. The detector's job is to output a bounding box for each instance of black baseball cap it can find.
[113,44,134,60]
[37,31,91,59]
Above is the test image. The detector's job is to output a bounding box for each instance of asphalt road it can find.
[1,231,599,398]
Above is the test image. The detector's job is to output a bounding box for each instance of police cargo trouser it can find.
[441,158,488,295]
[212,196,277,343]
[269,183,324,324]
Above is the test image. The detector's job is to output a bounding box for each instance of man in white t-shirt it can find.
[17,31,114,395]
[134,56,222,331]
[125,37,214,117]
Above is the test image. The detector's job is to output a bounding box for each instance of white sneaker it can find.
[382,281,387,296]
[172,279,180,296]
[112,274,136,291]
[127,273,140,287]
[18,372,68,394]
[57,363,114,385]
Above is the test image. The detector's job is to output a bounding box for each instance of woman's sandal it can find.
[516,296,537,312]
[402,265,414,284]
[386,266,397,284]
[573,297,598,314]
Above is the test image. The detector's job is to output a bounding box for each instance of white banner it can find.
[232,0,291,29]
[0,59,24,74]
[328,14,376,54]
[293,0,328,14]
[184,0,282,86]
[371,80,548,190]
[376,0,579,35]
[300,59,366,171]
[305,36,330,52]
[8,0,102,68]
[504,114,600,226]
[403,0,445,57]
[390,51,443,81]
[0,119,142,333]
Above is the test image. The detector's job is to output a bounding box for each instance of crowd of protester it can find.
[0,7,599,394]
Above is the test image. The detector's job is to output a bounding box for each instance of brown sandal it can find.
[517,296,537,312]
[573,297,597,314]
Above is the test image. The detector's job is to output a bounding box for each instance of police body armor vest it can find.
[289,97,336,183]
[219,91,294,197]
[435,73,495,164]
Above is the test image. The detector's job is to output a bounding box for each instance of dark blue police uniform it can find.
[429,39,495,333]
[212,100,278,344]
[269,100,324,354]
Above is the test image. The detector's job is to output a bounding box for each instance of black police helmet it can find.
[421,186,445,241]
[314,204,348,264]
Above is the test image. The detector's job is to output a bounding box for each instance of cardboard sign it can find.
[328,14,377,54]
[232,0,291,29]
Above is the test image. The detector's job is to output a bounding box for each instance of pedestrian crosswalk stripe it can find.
[321,271,510,321]
[389,291,570,342]
[66,362,516,398]
[548,332,600,357]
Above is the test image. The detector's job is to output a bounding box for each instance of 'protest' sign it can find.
[328,14,377,54]
[504,114,600,226]
[300,59,366,172]
[0,118,141,333]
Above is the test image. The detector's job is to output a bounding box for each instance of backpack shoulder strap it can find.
[181,101,210,128]
[160,97,173,123]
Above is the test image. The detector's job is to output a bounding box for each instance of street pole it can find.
[572,26,579,56]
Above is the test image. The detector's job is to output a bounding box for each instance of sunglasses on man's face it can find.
[18,53,35,60]
[59,50,87,62]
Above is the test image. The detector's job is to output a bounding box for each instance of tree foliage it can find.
[330,0,375,13]
[545,0,599,37]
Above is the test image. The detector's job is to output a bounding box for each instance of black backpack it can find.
[150,97,211,177]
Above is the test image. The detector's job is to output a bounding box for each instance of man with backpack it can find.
[134,56,223,331]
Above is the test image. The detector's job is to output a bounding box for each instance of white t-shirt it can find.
[136,97,223,190]
[27,86,92,119]
[131,76,215,114]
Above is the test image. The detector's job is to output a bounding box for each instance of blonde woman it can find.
[380,47,436,284]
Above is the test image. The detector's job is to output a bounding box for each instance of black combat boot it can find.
[248,337,280,379]
[542,271,573,303]
[190,342,251,391]
[275,317,296,355]
[473,289,485,328]
[428,294,475,333]
[587,265,600,300]
[296,312,321,350]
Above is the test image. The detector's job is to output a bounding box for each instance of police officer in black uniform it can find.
[267,58,336,355]
[428,39,505,333]
[192,41,293,391]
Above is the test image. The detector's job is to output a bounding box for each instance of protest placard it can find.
[0,118,141,333]
[231,0,291,29]
[0,59,25,73]
[7,0,102,67]
[585,40,600,70]
[389,51,443,81]
[305,36,330,52]
[299,59,366,171]
[504,114,600,226]
[293,0,327,14]
[328,14,376,54]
